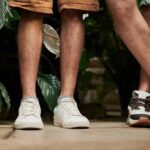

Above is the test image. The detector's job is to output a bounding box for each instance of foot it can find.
[127,90,150,127]
[14,97,44,129]
[54,97,90,128]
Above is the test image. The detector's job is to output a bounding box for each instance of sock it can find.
[58,96,73,103]
[22,96,38,101]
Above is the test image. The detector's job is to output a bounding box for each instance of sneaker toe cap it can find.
[63,116,90,128]
[14,116,43,129]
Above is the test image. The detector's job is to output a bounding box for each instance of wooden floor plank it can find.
[0,122,150,150]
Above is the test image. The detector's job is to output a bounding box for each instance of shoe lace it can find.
[130,98,145,110]
[22,100,37,116]
[145,98,150,112]
[62,100,81,116]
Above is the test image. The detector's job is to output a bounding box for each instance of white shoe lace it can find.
[61,99,82,116]
[22,100,38,117]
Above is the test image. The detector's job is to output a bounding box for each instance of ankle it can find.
[58,96,74,103]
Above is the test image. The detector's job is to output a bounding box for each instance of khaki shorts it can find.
[8,0,100,14]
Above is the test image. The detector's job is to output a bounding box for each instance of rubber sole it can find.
[127,116,150,127]
[54,122,90,129]
[14,122,44,130]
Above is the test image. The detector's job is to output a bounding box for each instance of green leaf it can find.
[0,0,7,29]
[37,73,60,112]
[0,0,20,29]
[0,82,11,112]
[140,0,150,6]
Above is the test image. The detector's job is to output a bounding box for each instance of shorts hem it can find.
[59,3,99,12]
[8,1,52,14]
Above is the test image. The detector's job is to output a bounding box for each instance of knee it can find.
[107,0,137,18]
[118,0,137,17]
[61,9,83,24]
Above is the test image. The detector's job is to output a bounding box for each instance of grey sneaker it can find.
[127,90,150,127]
[14,97,44,129]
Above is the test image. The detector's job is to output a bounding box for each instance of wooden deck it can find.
[0,121,150,150]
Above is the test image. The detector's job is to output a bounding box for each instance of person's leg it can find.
[132,4,150,126]
[54,0,99,129]
[105,0,150,126]
[14,11,44,129]
[60,10,84,97]
[8,0,52,129]
[106,0,150,78]
[18,11,43,97]
[139,69,150,91]
[128,4,150,127]
[54,9,90,128]
[139,5,150,92]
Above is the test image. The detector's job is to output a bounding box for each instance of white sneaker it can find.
[54,97,90,128]
[14,97,44,129]
[127,90,150,127]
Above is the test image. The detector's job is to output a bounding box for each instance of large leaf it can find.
[140,0,150,6]
[0,0,11,29]
[37,73,60,112]
[0,0,20,29]
[0,82,11,112]
[43,24,60,58]
[0,0,7,29]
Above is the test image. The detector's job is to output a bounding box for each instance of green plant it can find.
[0,82,11,112]
[37,73,60,111]
[0,0,20,29]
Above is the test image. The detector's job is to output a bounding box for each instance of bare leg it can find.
[106,1,150,126]
[139,69,150,91]
[139,5,150,92]
[60,10,84,96]
[18,11,43,97]
[53,10,89,128]
[14,11,44,130]
[106,0,150,78]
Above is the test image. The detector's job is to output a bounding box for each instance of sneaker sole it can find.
[127,116,150,127]
[54,122,90,129]
[14,122,44,130]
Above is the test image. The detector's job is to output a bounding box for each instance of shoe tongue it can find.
[133,90,150,99]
